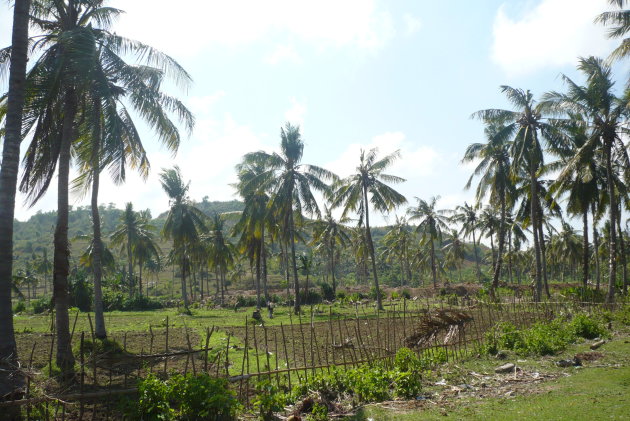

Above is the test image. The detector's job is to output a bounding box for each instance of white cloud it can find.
[491,0,615,76]
[284,98,307,128]
[111,0,396,57]
[265,44,302,65]
[403,13,422,36]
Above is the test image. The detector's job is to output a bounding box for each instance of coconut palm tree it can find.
[474,86,560,301]
[380,216,413,286]
[539,56,630,302]
[441,230,465,281]
[310,206,351,294]
[205,214,234,306]
[0,0,30,397]
[407,196,450,288]
[596,1,630,61]
[243,123,336,313]
[450,203,482,280]
[160,167,206,308]
[331,148,406,309]
[463,122,514,291]
[548,116,602,292]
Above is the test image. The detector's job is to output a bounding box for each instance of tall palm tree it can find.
[0,0,30,398]
[450,203,482,280]
[443,230,466,281]
[243,123,335,313]
[479,207,500,271]
[474,86,560,301]
[331,148,406,309]
[463,122,514,291]
[310,206,351,294]
[540,56,630,302]
[160,167,206,308]
[548,116,602,292]
[15,0,192,374]
[205,214,234,306]
[380,216,413,286]
[407,196,450,288]
[596,0,630,61]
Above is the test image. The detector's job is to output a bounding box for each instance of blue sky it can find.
[0,0,624,225]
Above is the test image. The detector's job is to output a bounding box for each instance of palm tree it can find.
[479,207,500,271]
[0,0,30,397]
[205,214,234,306]
[474,86,560,301]
[331,148,406,309]
[548,116,602,292]
[160,167,206,308]
[443,230,466,281]
[407,196,450,288]
[310,206,351,294]
[380,216,413,286]
[540,57,630,302]
[15,0,192,375]
[450,203,482,280]
[243,123,335,313]
[110,203,159,297]
[463,122,514,291]
[298,253,314,298]
[596,1,630,61]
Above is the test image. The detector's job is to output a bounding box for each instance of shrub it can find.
[319,283,335,301]
[394,347,422,373]
[299,289,323,305]
[103,288,164,311]
[30,296,52,314]
[252,379,286,421]
[12,300,26,314]
[401,289,412,300]
[131,373,239,421]
[308,403,329,421]
[570,313,607,340]
[393,371,422,399]
[368,287,385,301]
[170,374,239,421]
[136,373,173,421]
[69,273,93,312]
[390,291,400,300]
[335,290,347,302]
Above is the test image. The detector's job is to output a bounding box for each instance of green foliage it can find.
[562,287,606,303]
[252,379,286,420]
[368,287,385,301]
[307,403,329,421]
[103,288,163,311]
[69,271,93,312]
[136,373,174,421]
[390,291,400,300]
[570,313,607,340]
[319,282,335,301]
[169,374,240,421]
[335,290,347,301]
[30,296,52,314]
[299,289,323,305]
[401,289,412,300]
[393,371,423,399]
[484,314,607,356]
[12,300,26,314]
[394,347,422,372]
[130,373,239,421]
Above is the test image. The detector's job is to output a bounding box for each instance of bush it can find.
[30,296,52,314]
[390,291,400,300]
[368,287,385,301]
[12,300,26,314]
[131,373,239,421]
[319,283,335,301]
[103,289,163,311]
[401,289,412,300]
[69,273,93,311]
[335,291,347,302]
[570,313,607,340]
[299,289,323,305]
[252,379,286,421]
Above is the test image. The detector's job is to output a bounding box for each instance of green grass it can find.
[346,333,630,420]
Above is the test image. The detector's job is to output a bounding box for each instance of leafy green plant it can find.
[253,379,286,420]
[136,373,173,421]
[12,300,26,314]
[308,403,329,421]
[30,296,52,314]
[170,374,239,421]
[570,313,607,340]
[393,371,422,398]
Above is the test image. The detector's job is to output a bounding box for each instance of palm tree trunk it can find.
[289,209,301,314]
[508,230,513,283]
[605,142,617,303]
[262,227,269,303]
[0,0,30,403]
[255,243,262,310]
[138,259,143,296]
[492,195,506,290]
[538,217,550,298]
[430,238,437,289]
[489,235,495,273]
[593,204,601,291]
[181,251,188,307]
[616,208,627,295]
[127,241,133,297]
[363,186,383,310]
[582,207,589,294]
[54,89,78,378]
[331,244,336,295]
[472,229,481,281]
[530,168,543,301]
[220,268,226,306]
[90,140,106,339]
